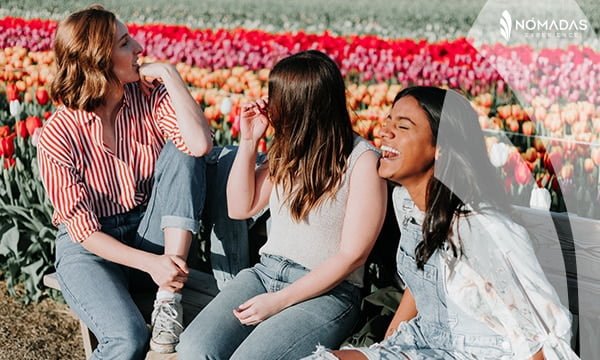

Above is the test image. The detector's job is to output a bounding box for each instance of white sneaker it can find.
[150,297,184,353]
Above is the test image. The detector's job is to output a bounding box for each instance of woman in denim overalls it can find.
[305,87,577,360]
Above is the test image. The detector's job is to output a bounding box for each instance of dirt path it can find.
[0,281,84,360]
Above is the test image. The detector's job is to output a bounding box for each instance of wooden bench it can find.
[43,270,219,359]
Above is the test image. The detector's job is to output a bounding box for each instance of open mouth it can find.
[380,145,401,160]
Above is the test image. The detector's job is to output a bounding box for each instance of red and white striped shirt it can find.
[38,83,193,243]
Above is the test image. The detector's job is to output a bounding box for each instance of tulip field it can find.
[1,3,600,301]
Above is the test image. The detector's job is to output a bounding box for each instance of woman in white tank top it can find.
[177,50,387,360]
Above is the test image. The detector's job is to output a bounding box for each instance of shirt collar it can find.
[78,87,131,124]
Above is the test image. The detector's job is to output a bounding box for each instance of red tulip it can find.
[4,158,16,169]
[15,120,28,138]
[258,138,267,153]
[35,87,49,106]
[1,135,16,158]
[5,82,19,101]
[25,116,43,136]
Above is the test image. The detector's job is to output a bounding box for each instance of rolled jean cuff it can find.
[160,215,200,234]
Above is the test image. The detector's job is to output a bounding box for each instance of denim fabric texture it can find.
[177,254,361,360]
[55,141,206,360]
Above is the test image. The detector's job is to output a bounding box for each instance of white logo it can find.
[500,10,512,41]
[498,10,589,41]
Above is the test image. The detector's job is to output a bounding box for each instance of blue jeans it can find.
[54,141,206,360]
[204,146,268,289]
[177,254,361,360]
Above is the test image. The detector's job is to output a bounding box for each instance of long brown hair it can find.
[50,5,120,111]
[393,87,509,269]
[267,50,355,222]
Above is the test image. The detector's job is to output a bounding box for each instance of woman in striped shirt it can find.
[37,6,212,358]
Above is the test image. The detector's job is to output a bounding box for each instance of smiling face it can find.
[111,20,143,84]
[378,95,437,187]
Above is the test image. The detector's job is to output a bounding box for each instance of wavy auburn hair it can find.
[50,5,120,111]
[267,50,355,222]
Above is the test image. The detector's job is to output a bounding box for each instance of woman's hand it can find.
[145,254,189,292]
[138,62,175,96]
[233,292,286,326]
[240,99,269,144]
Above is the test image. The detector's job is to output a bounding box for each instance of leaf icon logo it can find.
[500,10,512,41]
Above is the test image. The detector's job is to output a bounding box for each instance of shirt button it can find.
[501,340,510,350]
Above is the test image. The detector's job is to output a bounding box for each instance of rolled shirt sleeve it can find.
[151,84,195,155]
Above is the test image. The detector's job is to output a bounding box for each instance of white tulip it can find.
[9,100,21,118]
[489,142,509,168]
[220,97,232,115]
[530,187,551,210]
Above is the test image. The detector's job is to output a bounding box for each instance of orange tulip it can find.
[0,125,10,138]
[522,121,535,136]
[560,163,574,180]
[511,104,524,121]
[497,105,511,119]
[584,158,595,173]
[522,147,537,163]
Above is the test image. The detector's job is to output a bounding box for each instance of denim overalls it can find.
[355,188,515,360]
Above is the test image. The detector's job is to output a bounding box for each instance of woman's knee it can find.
[157,141,206,176]
[177,331,227,360]
[96,321,150,359]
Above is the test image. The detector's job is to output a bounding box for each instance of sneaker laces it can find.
[152,300,183,337]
